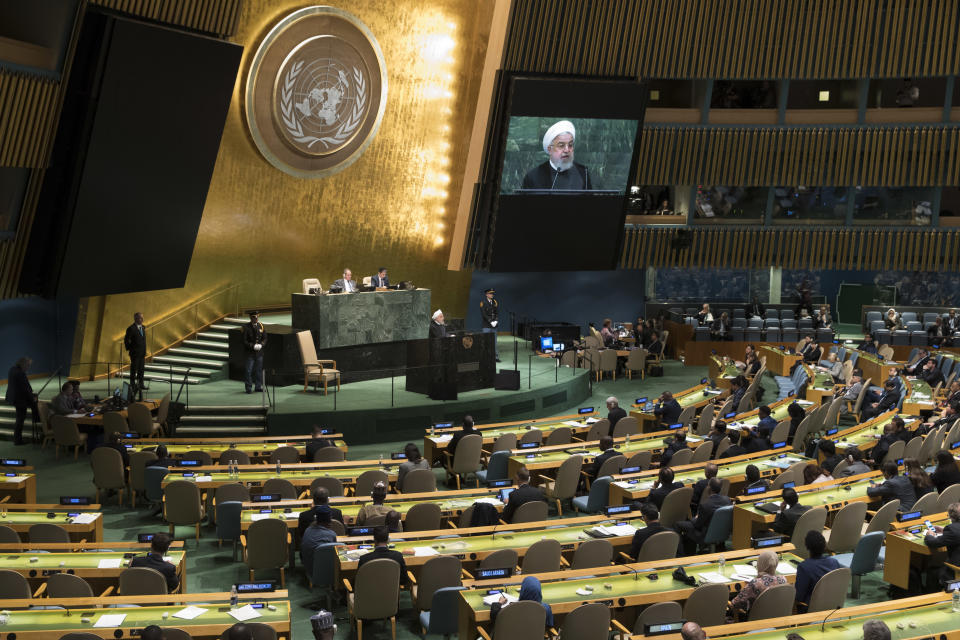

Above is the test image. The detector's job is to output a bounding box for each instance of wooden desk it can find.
[0,471,37,503]
[902,377,937,416]
[0,503,104,542]
[458,546,801,639]
[708,355,741,389]
[883,510,948,589]
[829,411,918,453]
[126,438,348,462]
[731,471,880,548]
[160,461,400,494]
[423,412,596,463]
[759,346,801,377]
[804,365,838,406]
[65,400,160,426]
[0,592,290,640]
[852,348,892,388]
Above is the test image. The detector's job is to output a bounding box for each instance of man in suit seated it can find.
[799,335,822,364]
[794,530,841,612]
[130,532,179,592]
[606,396,627,435]
[861,380,900,422]
[745,297,765,320]
[728,376,747,411]
[719,430,747,459]
[840,446,873,477]
[772,487,810,536]
[646,331,664,357]
[691,463,718,508]
[675,477,732,555]
[646,466,683,510]
[331,268,357,293]
[905,349,931,376]
[629,502,667,560]
[841,369,865,410]
[653,391,682,425]
[858,334,878,355]
[298,487,344,537]
[742,428,770,453]
[447,415,478,458]
[370,267,389,288]
[357,526,410,586]
[305,424,336,460]
[920,358,945,387]
[867,460,917,510]
[660,431,688,466]
[927,317,949,347]
[588,436,619,478]
[755,405,777,441]
[707,421,728,457]
[869,421,900,463]
[924,501,960,585]
[742,464,769,494]
[501,466,547,523]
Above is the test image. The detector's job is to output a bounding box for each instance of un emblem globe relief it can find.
[245,6,387,178]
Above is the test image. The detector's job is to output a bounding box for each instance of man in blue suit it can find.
[370,267,389,288]
[861,379,900,421]
[755,405,777,440]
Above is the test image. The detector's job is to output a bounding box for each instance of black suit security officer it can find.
[242,310,267,394]
[124,312,147,400]
[480,288,500,362]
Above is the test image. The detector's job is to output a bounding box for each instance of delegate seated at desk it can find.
[332,268,357,293]
[370,267,389,288]
[130,532,178,592]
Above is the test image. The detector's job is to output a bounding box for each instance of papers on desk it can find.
[590,524,637,537]
[67,413,86,418]
[250,513,273,522]
[776,562,797,575]
[173,606,208,620]
[614,481,654,490]
[704,389,723,395]
[482,591,517,606]
[833,441,857,449]
[97,558,123,569]
[698,572,731,583]
[433,434,453,442]
[473,498,503,506]
[733,564,757,577]
[563,420,584,428]
[94,614,127,627]
[195,475,213,482]
[71,513,97,524]
[585,417,599,424]
[796,400,814,406]
[411,546,439,557]
[229,605,263,622]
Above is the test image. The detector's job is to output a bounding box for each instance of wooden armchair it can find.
[296,330,341,395]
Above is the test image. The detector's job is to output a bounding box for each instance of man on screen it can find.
[521,120,593,191]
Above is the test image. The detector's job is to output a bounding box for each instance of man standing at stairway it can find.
[242,310,268,394]
[124,312,147,400]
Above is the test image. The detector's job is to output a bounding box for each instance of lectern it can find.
[405,332,495,399]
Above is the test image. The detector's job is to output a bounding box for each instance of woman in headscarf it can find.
[490,576,554,628]
[729,550,787,618]
[885,308,902,331]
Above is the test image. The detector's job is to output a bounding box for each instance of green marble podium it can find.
[291,289,431,348]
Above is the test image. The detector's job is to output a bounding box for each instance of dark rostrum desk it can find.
[406,332,495,399]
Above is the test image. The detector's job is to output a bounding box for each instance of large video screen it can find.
[500,116,639,195]
[475,76,647,271]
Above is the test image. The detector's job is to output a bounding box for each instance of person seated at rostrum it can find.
[588,435,619,478]
[660,431,688,466]
[653,391,681,425]
[357,525,409,586]
[741,464,769,494]
[447,415,478,457]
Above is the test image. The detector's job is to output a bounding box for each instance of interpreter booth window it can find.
[646,79,707,108]
[941,188,960,225]
[771,186,847,223]
[867,77,946,109]
[710,81,777,109]
[694,185,766,223]
[627,185,673,215]
[787,80,859,109]
[852,187,935,226]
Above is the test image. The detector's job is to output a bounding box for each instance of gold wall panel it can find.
[504,0,960,79]
[636,126,960,186]
[0,70,59,168]
[619,228,960,271]
[76,0,496,373]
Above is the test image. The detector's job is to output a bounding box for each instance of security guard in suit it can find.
[480,288,500,361]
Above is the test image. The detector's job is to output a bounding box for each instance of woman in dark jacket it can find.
[931,450,960,493]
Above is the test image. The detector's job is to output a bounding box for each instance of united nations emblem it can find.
[245,6,387,178]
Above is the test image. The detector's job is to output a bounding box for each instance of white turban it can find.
[432,309,443,320]
[542,120,575,153]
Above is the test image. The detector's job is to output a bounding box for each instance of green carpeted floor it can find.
[0,358,890,639]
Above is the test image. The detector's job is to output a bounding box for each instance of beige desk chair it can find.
[541,454,583,515]
[682,582,729,627]
[746,583,795,621]
[521,538,561,573]
[269,446,300,464]
[302,278,322,294]
[659,486,694,527]
[401,469,437,493]
[443,433,481,489]
[569,538,613,569]
[346,558,401,640]
[477,599,545,640]
[261,478,298,500]
[355,470,388,496]
[119,566,169,595]
[29,523,70,543]
[404,502,441,531]
[242,518,290,587]
[164,479,205,540]
[509,500,548,523]
[554,602,610,640]
[313,446,345,462]
[296,330,340,395]
[409,555,461,615]
[804,567,851,612]
[91,446,126,505]
[127,402,162,438]
[51,415,87,459]
[635,530,679,562]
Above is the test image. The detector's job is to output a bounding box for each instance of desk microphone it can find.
[550,167,560,190]
[820,606,842,632]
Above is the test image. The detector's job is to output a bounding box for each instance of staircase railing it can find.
[112,283,240,381]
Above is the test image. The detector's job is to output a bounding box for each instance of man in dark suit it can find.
[241,310,267,394]
[429,310,451,338]
[629,502,667,559]
[660,431,688,466]
[357,526,410,585]
[130,532,179,592]
[298,487,344,538]
[675,477,732,554]
[772,487,810,536]
[370,267,389,288]
[654,391,682,426]
[925,502,960,585]
[728,376,747,411]
[707,421,728,458]
[96,431,130,468]
[905,349,931,376]
[447,415,477,458]
[589,436,619,478]
[606,396,627,436]
[646,466,683,510]
[331,268,357,293]
[743,428,770,453]
[755,405,777,441]
[305,424,336,461]
[4,356,37,446]
[920,358,945,387]
[858,334,878,355]
[691,463,718,509]
[646,331,663,357]
[123,312,147,398]
[794,531,840,612]
[501,466,547,523]
[869,421,900,463]
[719,430,748,459]
[800,335,821,364]
[867,460,917,510]
[479,288,500,361]
[861,380,900,422]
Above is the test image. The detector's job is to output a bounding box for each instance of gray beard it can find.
[555,157,574,171]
